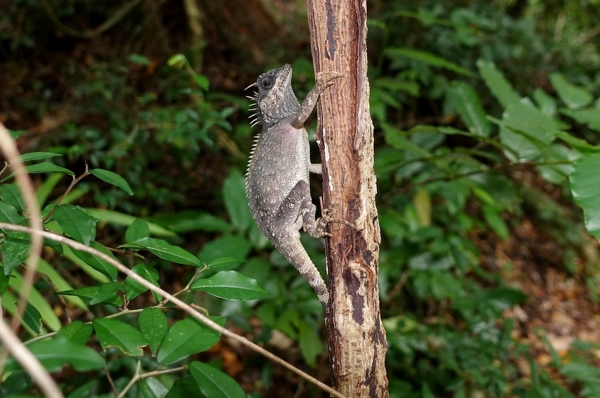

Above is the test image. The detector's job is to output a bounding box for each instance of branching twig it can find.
[0,223,348,398]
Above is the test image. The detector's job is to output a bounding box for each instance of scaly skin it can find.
[245,64,340,307]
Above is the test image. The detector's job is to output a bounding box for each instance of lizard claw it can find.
[315,72,343,91]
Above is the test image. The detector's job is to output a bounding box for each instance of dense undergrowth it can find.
[1,0,600,397]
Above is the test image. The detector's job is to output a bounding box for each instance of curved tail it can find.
[273,238,329,307]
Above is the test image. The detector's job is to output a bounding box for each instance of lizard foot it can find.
[315,71,343,92]
[321,208,358,230]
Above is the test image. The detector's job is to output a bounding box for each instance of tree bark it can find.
[306,0,389,396]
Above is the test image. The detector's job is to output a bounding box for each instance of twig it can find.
[0,123,44,372]
[0,318,62,398]
[0,223,348,398]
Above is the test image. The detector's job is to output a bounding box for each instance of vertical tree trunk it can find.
[305,0,389,396]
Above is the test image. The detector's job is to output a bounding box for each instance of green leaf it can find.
[549,73,593,109]
[0,201,25,224]
[482,205,509,240]
[2,231,30,275]
[149,211,232,234]
[56,321,93,345]
[59,286,122,306]
[198,235,251,264]
[223,169,252,231]
[189,361,245,398]
[385,48,475,77]
[139,308,168,356]
[128,53,151,65]
[447,81,490,137]
[0,184,25,211]
[124,264,160,301]
[93,318,145,356]
[139,378,169,398]
[193,74,210,91]
[90,169,134,196]
[122,237,201,266]
[4,337,105,372]
[18,152,62,163]
[167,53,187,69]
[85,208,177,238]
[24,162,74,176]
[296,319,323,367]
[533,88,557,115]
[157,316,224,365]
[561,108,600,131]
[208,256,246,270]
[165,377,201,397]
[22,303,42,334]
[498,125,540,162]
[477,60,521,108]
[570,153,600,242]
[71,241,118,281]
[89,282,123,305]
[52,204,97,245]
[190,270,270,300]
[125,218,150,243]
[8,271,62,331]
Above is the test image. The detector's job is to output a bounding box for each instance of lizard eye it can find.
[260,77,273,89]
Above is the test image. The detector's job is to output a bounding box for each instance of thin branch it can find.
[0,123,44,373]
[0,317,62,398]
[0,223,348,398]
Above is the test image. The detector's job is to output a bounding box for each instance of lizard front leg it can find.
[291,71,342,129]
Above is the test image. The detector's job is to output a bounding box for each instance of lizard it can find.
[245,64,341,308]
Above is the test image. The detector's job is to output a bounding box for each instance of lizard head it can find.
[246,64,300,129]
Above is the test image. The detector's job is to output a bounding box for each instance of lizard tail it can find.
[274,239,329,307]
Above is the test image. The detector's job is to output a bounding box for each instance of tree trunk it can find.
[306,0,389,396]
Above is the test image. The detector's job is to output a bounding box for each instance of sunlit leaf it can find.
[139,378,169,398]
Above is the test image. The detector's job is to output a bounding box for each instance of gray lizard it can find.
[245,64,340,307]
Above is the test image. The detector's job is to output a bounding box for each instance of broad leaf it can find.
[121,237,201,266]
[189,361,245,398]
[22,303,42,334]
[198,235,251,264]
[477,60,521,108]
[124,264,160,301]
[223,169,252,231]
[71,241,118,281]
[60,286,122,306]
[89,282,123,305]
[386,48,475,76]
[90,168,134,196]
[157,316,224,365]
[549,73,593,109]
[4,337,104,372]
[93,318,145,356]
[149,210,232,234]
[0,201,25,224]
[56,321,93,345]
[570,153,600,241]
[0,184,25,211]
[24,162,74,176]
[125,218,150,243]
[296,319,323,367]
[447,81,491,137]
[2,231,30,275]
[139,378,169,398]
[139,308,168,356]
[190,270,270,300]
[52,204,97,245]
[18,152,62,163]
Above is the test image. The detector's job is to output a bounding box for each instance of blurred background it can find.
[1,0,600,396]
